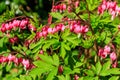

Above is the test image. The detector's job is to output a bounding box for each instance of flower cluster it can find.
[52,0,80,12]
[35,21,88,40]
[0,54,34,70]
[69,21,88,34]
[98,45,117,67]
[53,4,66,12]
[9,36,18,44]
[0,18,36,33]
[98,0,120,20]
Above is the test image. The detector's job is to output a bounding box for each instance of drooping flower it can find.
[110,52,117,61]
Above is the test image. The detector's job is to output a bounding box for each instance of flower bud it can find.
[58,65,63,74]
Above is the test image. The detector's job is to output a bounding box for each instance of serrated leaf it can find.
[12,78,20,80]
[74,62,83,68]
[102,60,111,71]
[100,32,106,41]
[62,42,71,50]
[85,70,94,76]
[20,75,26,80]
[46,67,58,80]
[0,37,4,47]
[65,75,70,80]
[63,67,72,75]
[78,77,83,80]
[60,43,66,59]
[25,76,32,80]
[33,60,55,71]
[50,12,63,19]
[95,61,102,75]
[39,55,54,65]
[108,68,120,75]
[109,76,119,80]
[84,76,95,80]
[29,68,42,76]
[29,39,44,49]
[57,75,66,80]
[53,54,59,66]
[100,70,111,76]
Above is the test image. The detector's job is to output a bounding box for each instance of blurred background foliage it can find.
[0,0,52,24]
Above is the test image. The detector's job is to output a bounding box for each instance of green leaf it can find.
[65,75,71,80]
[71,68,81,74]
[20,75,26,80]
[102,60,111,71]
[78,77,84,80]
[33,60,55,72]
[29,68,42,76]
[63,12,75,18]
[50,12,63,19]
[94,76,99,80]
[57,75,66,80]
[74,62,83,68]
[0,37,4,47]
[60,43,66,59]
[53,54,59,66]
[46,67,58,80]
[63,67,72,75]
[25,76,32,80]
[95,61,102,75]
[43,39,59,51]
[6,63,12,72]
[39,55,54,65]
[62,42,71,51]
[29,38,44,49]
[100,70,111,76]
[12,78,20,80]
[83,76,95,80]
[61,29,71,39]
[105,37,111,44]
[108,68,120,75]
[100,32,106,41]
[85,70,94,76]
[109,76,119,80]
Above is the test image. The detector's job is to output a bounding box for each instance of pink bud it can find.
[8,22,13,30]
[22,59,30,69]
[24,40,31,47]
[19,19,28,29]
[9,36,18,44]
[12,20,20,27]
[73,25,81,34]
[28,24,36,31]
[101,4,106,11]
[98,6,104,14]
[112,61,118,68]
[74,74,79,80]
[39,50,44,54]
[110,52,117,61]
[80,25,88,34]
[62,4,66,10]
[35,32,43,39]
[104,45,110,54]
[58,65,63,74]
[42,31,48,37]
[75,1,79,8]
[4,23,9,30]
[1,26,6,33]
[98,48,107,58]
[48,27,53,34]
[18,57,23,63]
[8,54,16,62]
[0,56,8,63]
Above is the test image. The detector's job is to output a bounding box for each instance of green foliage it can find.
[0,0,120,80]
